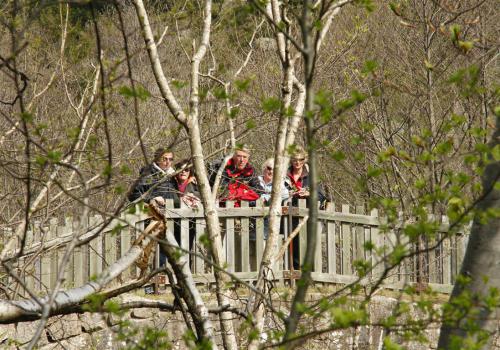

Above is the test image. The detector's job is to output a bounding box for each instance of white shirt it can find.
[258,175,289,203]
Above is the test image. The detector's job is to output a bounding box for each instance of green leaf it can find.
[458,40,474,52]
[261,97,281,112]
[246,119,256,130]
[235,78,252,92]
[171,79,187,90]
[362,59,378,75]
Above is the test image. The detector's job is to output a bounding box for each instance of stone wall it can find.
[0,294,498,349]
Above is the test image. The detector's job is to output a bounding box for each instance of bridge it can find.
[6,200,468,296]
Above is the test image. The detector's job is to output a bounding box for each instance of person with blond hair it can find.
[258,158,289,205]
[285,146,326,203]
[209,144,263,206]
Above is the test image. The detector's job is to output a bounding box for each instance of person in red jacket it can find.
[209,145,263,207]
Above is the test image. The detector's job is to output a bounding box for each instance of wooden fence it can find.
[7,200,469,295]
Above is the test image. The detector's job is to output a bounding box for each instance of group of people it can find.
[128,145,326,209]
[128,145,326,271]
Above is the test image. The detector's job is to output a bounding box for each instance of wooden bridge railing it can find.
[7,200,469,295]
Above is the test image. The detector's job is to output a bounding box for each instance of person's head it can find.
[175,159,192,182]
[290,146,307,171]
[232,144,251,171]
[154,148,174,171]
[262,158,274,182]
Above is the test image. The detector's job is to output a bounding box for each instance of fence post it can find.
[341,204,352,275]
[314,201,323,273]
[370,209,382,281]
[326,202,336,275]
[255,199,264,272]
[104,218,119,269]
[442,216,451,285]
[240,201,250,273]
[180,201,190,265]
[298,199,307,268]
[49,218,59,289]
[355,206,365,271]
[225,201,235,273]
[89,215,103,279]
[195,217,206,274]
[62,216,74,288]
[24,225,35,293]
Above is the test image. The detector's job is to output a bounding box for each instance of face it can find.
[263,164,273,181]
[176,167,190,182]
[233,150,250,171]
[291,156,305,170]
[157,152,173,170]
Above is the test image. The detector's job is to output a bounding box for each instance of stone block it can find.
[38,333,92,350]
[131,308,157,319]
[13,321,49,346]
[79,313,105,333]
[46,314,80,341]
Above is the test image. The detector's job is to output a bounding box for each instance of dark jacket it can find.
[208,158,264,201]
[164,179,200,207]
[128,163,173,202]
[284,164,327,204]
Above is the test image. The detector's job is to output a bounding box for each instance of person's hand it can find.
[182,193,201,208]
[297,188,310,197]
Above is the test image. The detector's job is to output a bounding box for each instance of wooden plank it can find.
[441,216,451,285]
[240,202,250,273]
[355,206,365,270]
[104,219,118,269]
[135,219,145,278]
[120,213,133,281]
[326,203,336,274]
[156,206,381,225]
[255,209,264,271]
[180,201,190,264]
[341,205,352,275]
[299,199,307,267]
[41,223,51,290]
[370,209,383,281]
[49,218,59,289]
[63,217,74,287]
[225,201,235,273]
[314,220,323,273]
[89,215,103,278]
[195,218,205,274]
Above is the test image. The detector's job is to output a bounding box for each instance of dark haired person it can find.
[128,148,175,202]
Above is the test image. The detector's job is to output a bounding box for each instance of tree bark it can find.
[438,120,500,349]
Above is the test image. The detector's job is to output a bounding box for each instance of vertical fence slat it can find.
[180,202,190,265]
[63,217,74,287]
[355,206,365,273]
[89,215,103,278]
[326,203,336,275]
[49,218,59,289]
[225,201,235,273]
[341,205,352,275]
[195,218,205,274]
[104,218,119,269]
[255,203,264,271]
[73,217,86,287]
[240,201,250,273]
[370,209,382,280]
[41,222,51,290]
[299,199,307,268]
[442,216,451,285]
[314,220,323,273]
[120,213,133,281]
